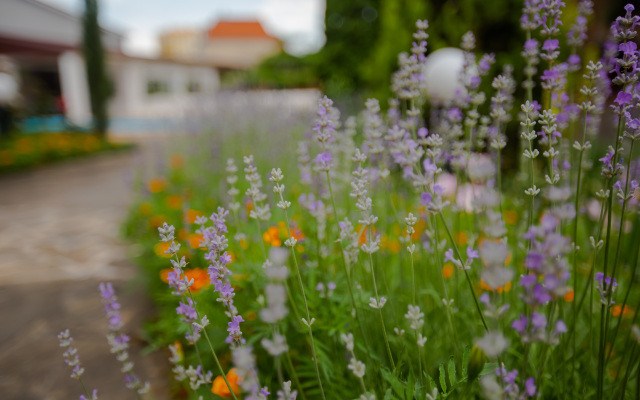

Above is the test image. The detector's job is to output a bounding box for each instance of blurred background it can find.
[0,0,630,140]
[0,0,632,399]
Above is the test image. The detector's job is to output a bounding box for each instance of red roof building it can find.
[207,21,277,40]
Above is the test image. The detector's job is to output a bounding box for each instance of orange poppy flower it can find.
[611,304,634,318]
[212,368,241,398]
[563,290,575,302]
[186,209,203,224]
[167,195,182,210]
[148,178,167,193]
[187,233,204,249]
[442,263,455,279]
[154,242,172,258]
[480,280,512,293]
[184,268,210,291]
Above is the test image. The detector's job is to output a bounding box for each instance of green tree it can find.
[83,0,109,138]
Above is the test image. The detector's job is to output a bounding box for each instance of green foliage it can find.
[246,52,320,89]
[316,0,523,100]
[0,132,131,173]
[83,0,110,138]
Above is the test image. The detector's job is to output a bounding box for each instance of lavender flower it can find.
[98,282,150,395]
[244,155,271,221]
[595,272,618,306]
[58,329,85,379]
[277,381,298,400]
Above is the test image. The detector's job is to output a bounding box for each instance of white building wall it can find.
[108,58,220,119]
[0,0,122,51]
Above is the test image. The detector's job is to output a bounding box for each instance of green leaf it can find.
[381,367,405,397]
[462,346,470,378]
[439,363,448,394]
[448,356,457,388]
[428,374,437,394]
[406,372,415,400]
[481,362,499,377]
[384,388,399,400]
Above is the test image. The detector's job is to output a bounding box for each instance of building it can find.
[160,20,283,70]
[0,0,220,129]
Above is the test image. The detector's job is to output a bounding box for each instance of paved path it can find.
[0,138,171,400]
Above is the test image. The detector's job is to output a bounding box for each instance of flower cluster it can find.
[98,282,150,395]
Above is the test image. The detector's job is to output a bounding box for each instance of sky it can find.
[39,0,326,56]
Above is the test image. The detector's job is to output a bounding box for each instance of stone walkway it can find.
[0,137,171,400]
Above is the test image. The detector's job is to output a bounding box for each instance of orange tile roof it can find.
[207,21,277,40]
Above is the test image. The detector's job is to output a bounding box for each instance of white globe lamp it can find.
[422,47,466,104]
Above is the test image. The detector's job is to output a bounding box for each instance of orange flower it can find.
[148,178,167,193]
[212,368,241,398]
[187,233,204,249]
[563,290,575,302]
[184,268,210,291]
[171,341,183,362]
[442,263,455,279]
[358,225,376,246]
[263,226,282,247]
[160,268,173,283]
[177,228,188,241]
[147,215,167,229]
[167,195,182,210]
[0,150,14,166]
[455,232,468,245]
[481,280,512,293]
[388,239,401,254]
[611,304,634,318]
[169,154,184,169]
[503,210,518,225]
[154,242,172,258]
[186,209,202,224]
[291,227,305,242]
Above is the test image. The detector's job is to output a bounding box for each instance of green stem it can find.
[570,93,591,387]
[606,214,640,362]
[325,173,372,354]
[202,329,238,400]
[437,211,489,332]
[78,377,91,398]
[368,225,396,369]
[281,206,326,400]
[597,113,626,399]
[284,350,308,400]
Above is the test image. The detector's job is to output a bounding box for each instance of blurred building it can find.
[0,0,220,128]
[160,20,282,70]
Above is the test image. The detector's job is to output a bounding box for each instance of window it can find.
[186,81,201,93]
[147,80,169,95]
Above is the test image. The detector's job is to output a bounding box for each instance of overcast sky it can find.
[39,0,326,56]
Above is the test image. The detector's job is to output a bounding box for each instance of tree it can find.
[83,0,109,139]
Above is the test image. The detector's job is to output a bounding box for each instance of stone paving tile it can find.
[0,138,172,399]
